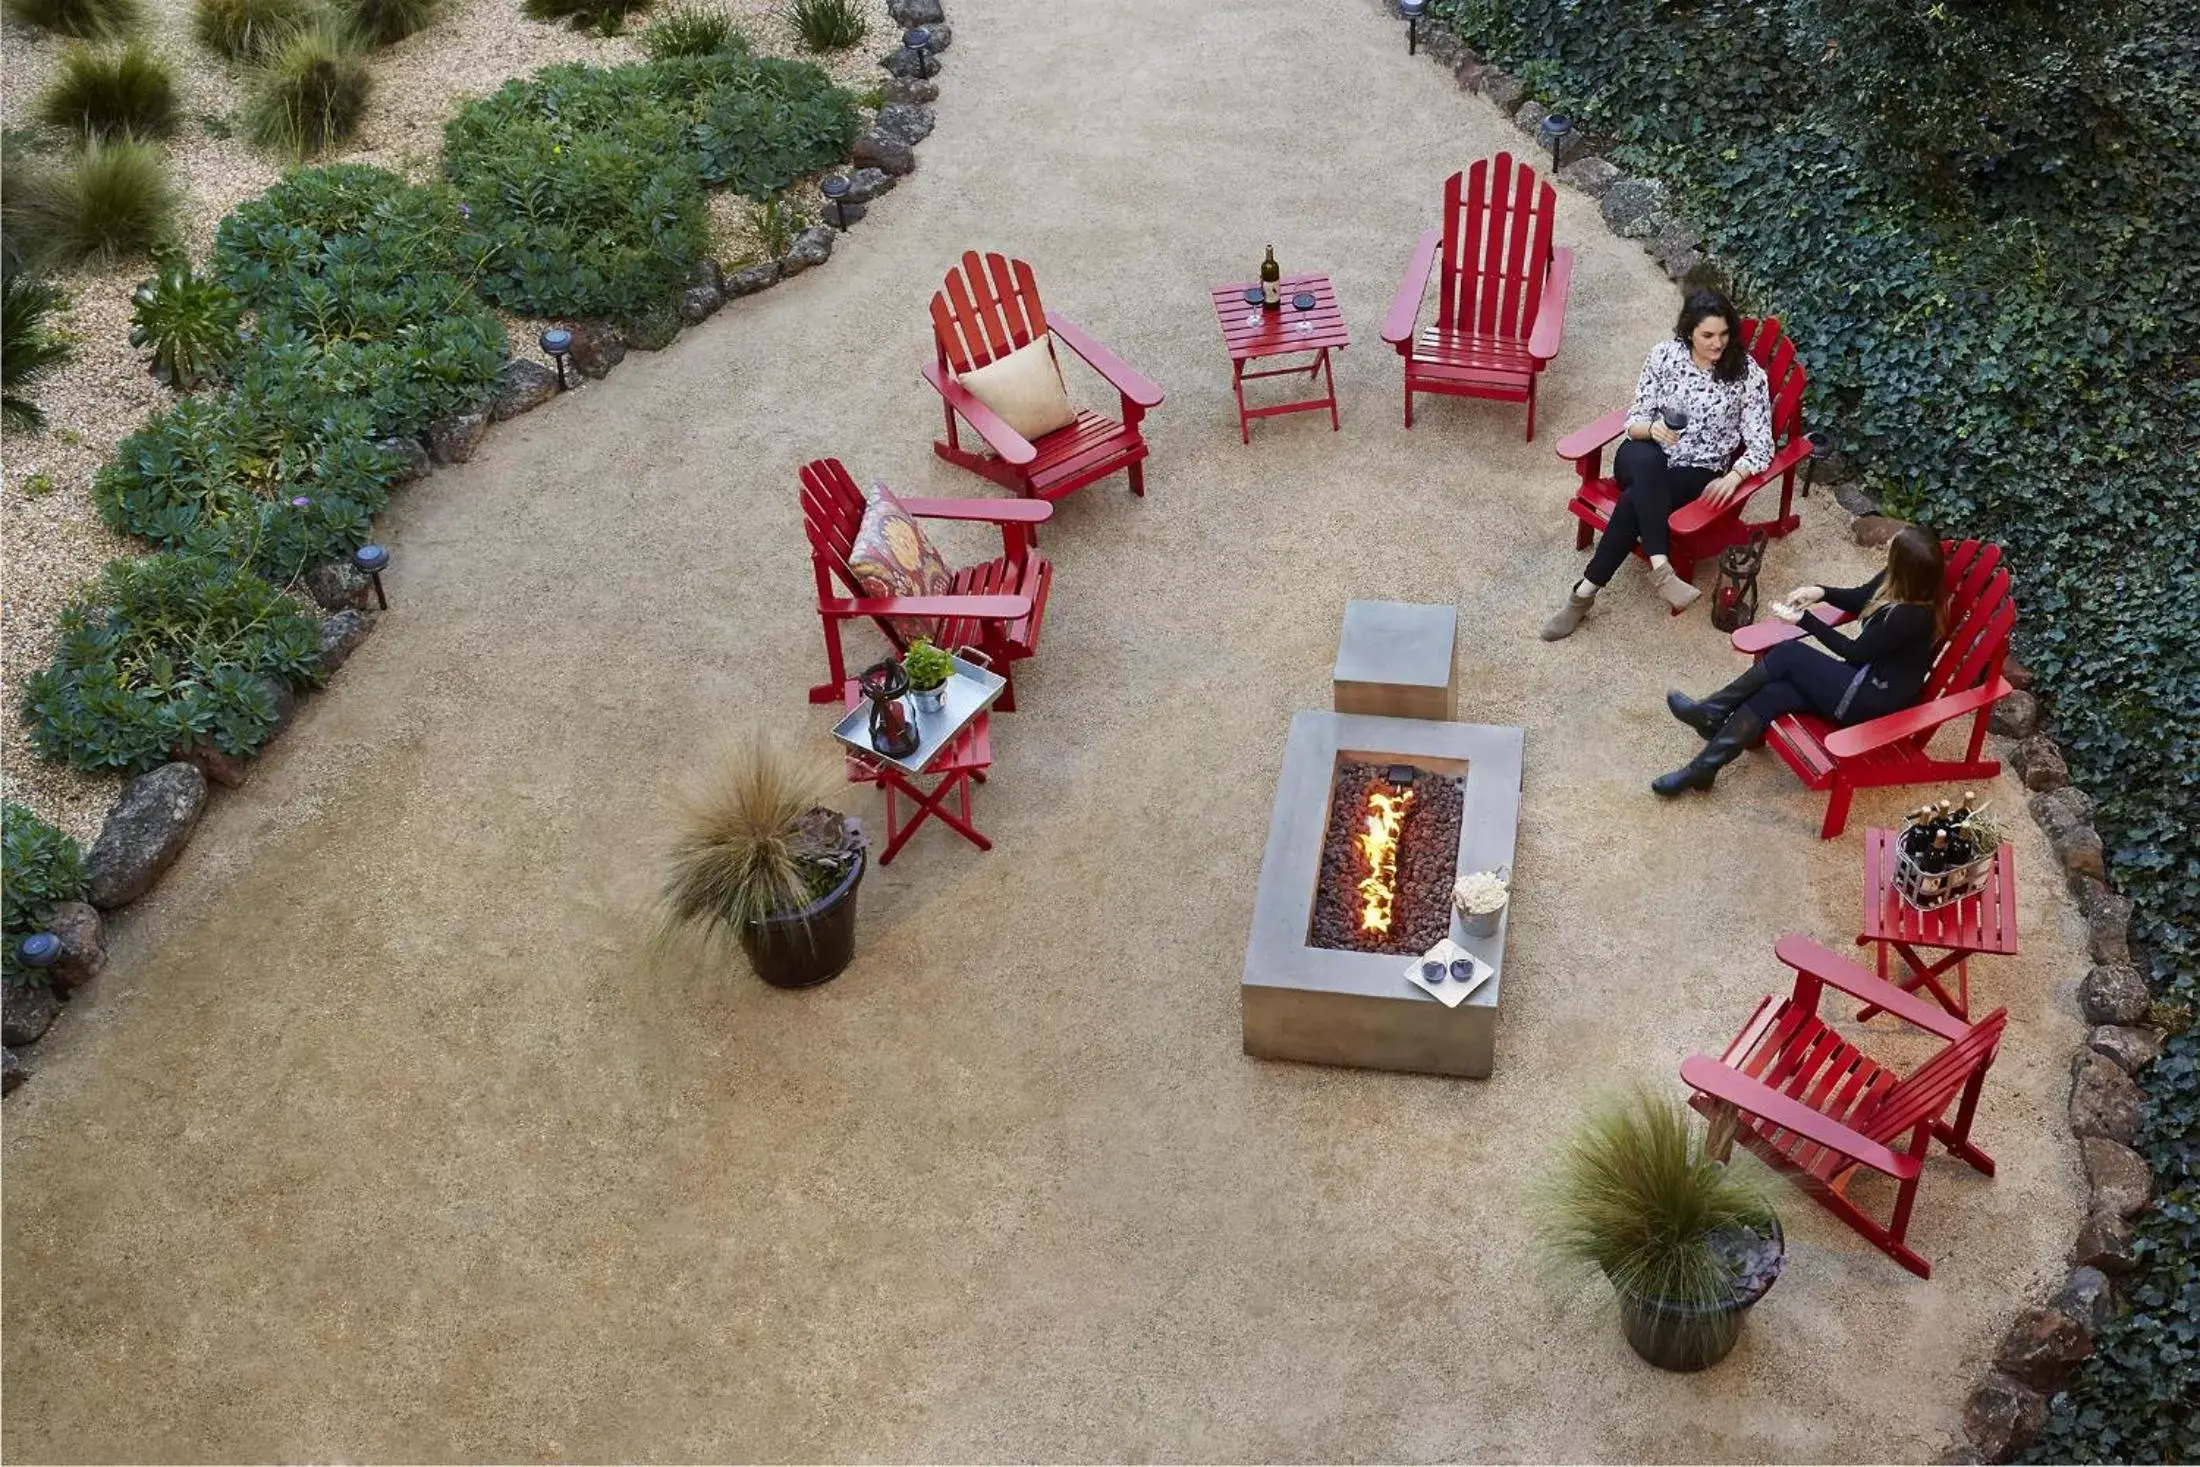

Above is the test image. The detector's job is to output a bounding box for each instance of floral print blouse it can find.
[1626,338,1775,476]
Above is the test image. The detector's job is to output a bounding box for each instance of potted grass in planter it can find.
[658,729,866,988]
[1538,1089,1784,1373]
[901,636,955,714]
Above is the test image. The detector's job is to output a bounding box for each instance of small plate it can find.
[1403,938,1495,1008]
[1292,292,1317,311]
[1243,287,1264,305]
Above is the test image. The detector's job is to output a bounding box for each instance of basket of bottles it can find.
[1893,794,2002,912]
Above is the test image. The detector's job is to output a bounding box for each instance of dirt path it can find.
[2,0,2088,1459]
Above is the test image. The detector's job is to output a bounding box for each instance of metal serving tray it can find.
[830,654,1006,777]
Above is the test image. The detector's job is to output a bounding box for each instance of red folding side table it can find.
[1856,826,2018,1022]
[1210,272,1350,443]
[839,683,993,865]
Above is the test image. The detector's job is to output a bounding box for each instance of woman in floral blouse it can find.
[1542,289,1775,640]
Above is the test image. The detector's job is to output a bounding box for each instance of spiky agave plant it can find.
[657,728,845,951]
[1536,1087,1775,1310]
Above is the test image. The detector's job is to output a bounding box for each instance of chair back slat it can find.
[798,457,871,597]
[1924,570,2016,702]
[1437,153,1554,346]
[931,250,1047,374]
[1858,1011,2007,1143]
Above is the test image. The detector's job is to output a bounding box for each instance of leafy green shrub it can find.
[337,0,442,47]
[191,0,312,59]
[521,0,649,35]
[3,135,175,268]
[242,22,371,157]
[3,0,142,39]
[642,2,745,58]
[1435,0,2196,1456]
[2,263,72,432]
[1,804,88,985]
[38,42,181,142]
[212,164,505,437]
[92,368,395,580]
[129,251,241,388]
[690,56,858,199]
[785,0,863,53]
[21,551,324,774]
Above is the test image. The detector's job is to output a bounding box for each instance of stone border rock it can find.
[1,10,961,1095]
[1390,6,2166,1459]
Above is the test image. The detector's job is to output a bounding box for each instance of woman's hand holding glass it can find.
[1648,418,1681,449]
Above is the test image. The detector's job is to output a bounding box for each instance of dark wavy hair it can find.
[1674,289,1747,383]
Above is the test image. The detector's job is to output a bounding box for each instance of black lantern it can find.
[820,174,855,230]
[1710,530,1769,635]
[901,26,938,78]
[539,327,574,391]
[1399,0,1424,53]
[1540,112,1574,168]
[1803,429,1832,498]
[858,659,920,759]
[352,544,391,610]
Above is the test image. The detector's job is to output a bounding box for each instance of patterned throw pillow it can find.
[847,484,954,643]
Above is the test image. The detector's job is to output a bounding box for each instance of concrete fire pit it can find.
[1241,710,1524,1078]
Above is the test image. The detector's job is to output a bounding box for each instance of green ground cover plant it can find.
[1,804,89,987]
[689,55,858,199]
[191,0,312,60]
[129,250,242,388]
[21,550,324,773]
[1433,0,2197,1456]
[38,41,181,142]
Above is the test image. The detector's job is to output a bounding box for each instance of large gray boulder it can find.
[2086,1023,2161,1073]
[880,76,939,106]
[2080,1136,2152,1218]
[1991,1307,2092,1393]
[426,411,489,465]
[373,436,432,484]
[1556,157,1621,198]
[3,982,58,1046]
[568,322,626,380]
[1989,688,2040,738]
[886,0,942,24]
[853,128,917,176]
[2068,1050,2144,1146]
[319,610,374,675]
[1599,178,1667,238]
[1962,1372,2046,1463]
[873,103,935,147]
[304,561,370,612]
[843,168,897,204]
[489,359,558,421]
[45,901,106,993]
[2078,962,2149,1026]
[85,763,209,909]
[722,261,781,299]
[781,226,835,277]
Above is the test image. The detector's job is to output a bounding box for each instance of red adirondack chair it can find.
[922,251,1165,502]
[1558,315,1811,592]
[1731,538,2015,838]
[1682,934,2008,1280]
[1381,152,1574,439]
[798,457,1053,710]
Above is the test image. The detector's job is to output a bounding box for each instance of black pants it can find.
[1584,440,1716,586]
[1743,640,1900,727]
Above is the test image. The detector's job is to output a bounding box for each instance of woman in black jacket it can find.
[1651,525,1946,795]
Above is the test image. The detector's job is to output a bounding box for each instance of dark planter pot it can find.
[738,849,865,989]
[1613,1216,1785,1373]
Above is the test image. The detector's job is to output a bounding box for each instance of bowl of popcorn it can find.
[1452,869,1510,938]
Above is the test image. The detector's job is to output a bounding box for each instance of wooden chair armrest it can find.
[1381,229,1442,347]
[1772,933,1974,1042]
[921,362,1038,466]
[824,593,1032,621]
[1822,678,2013,760]
[1526,246,1573,361]
[1048,313,1164,408]
[1669,436,1815,535]
[895,497,1054,526]
[1681,1055,1923,1181]
[1732,609,1856,656]
[1555,407,1632,465]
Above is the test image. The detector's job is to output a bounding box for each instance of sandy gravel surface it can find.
[1,0,888,839]
[2,0,2090,1461]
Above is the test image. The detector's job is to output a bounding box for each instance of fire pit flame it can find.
[1354,787,1414,933]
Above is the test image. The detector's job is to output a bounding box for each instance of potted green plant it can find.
[657,729,866,988]
[1537,1089,1784,1372]
[901,637,956,714]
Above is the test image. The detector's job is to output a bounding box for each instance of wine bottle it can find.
[1260,246,1281,311]
[1925,829,1951,873]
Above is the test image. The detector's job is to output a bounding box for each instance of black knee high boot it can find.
[1652,709,1765,796]
[1666,664,1771,739]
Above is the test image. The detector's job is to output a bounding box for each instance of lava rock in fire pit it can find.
[1311,762,1466,957]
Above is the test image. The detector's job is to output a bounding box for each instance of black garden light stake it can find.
[352,544,391,610]
[540,327,574,391]
[821,174,852,230]
[1541,113,1574,169]
[1399,0,1424,54]
[1803,429,1831,498]
[901,27,938,79]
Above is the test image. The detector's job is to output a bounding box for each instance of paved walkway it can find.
[3,0,2088,1459]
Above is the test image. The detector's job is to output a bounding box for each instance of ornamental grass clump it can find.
[656,728,845,948]
[4,0,142,38]
[642,2,745,58]
[1535,1087,1775,1314]
[191,0,313,58]
[243,22,372,158]
[522,0,650,35]
[38,42,181,142]
[785,0,863,53]
[4,136,177,268]
[336,0,442,48]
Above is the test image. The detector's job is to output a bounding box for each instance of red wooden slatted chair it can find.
[1381,152,1574,440]
[799,457,1053,711]
[1681,934,2008,1280]
[1557,315,1811,592]
[1730,538,2015,838]
[922,250,1165,502]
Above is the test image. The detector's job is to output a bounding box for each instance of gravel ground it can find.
[0,0,889,843]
